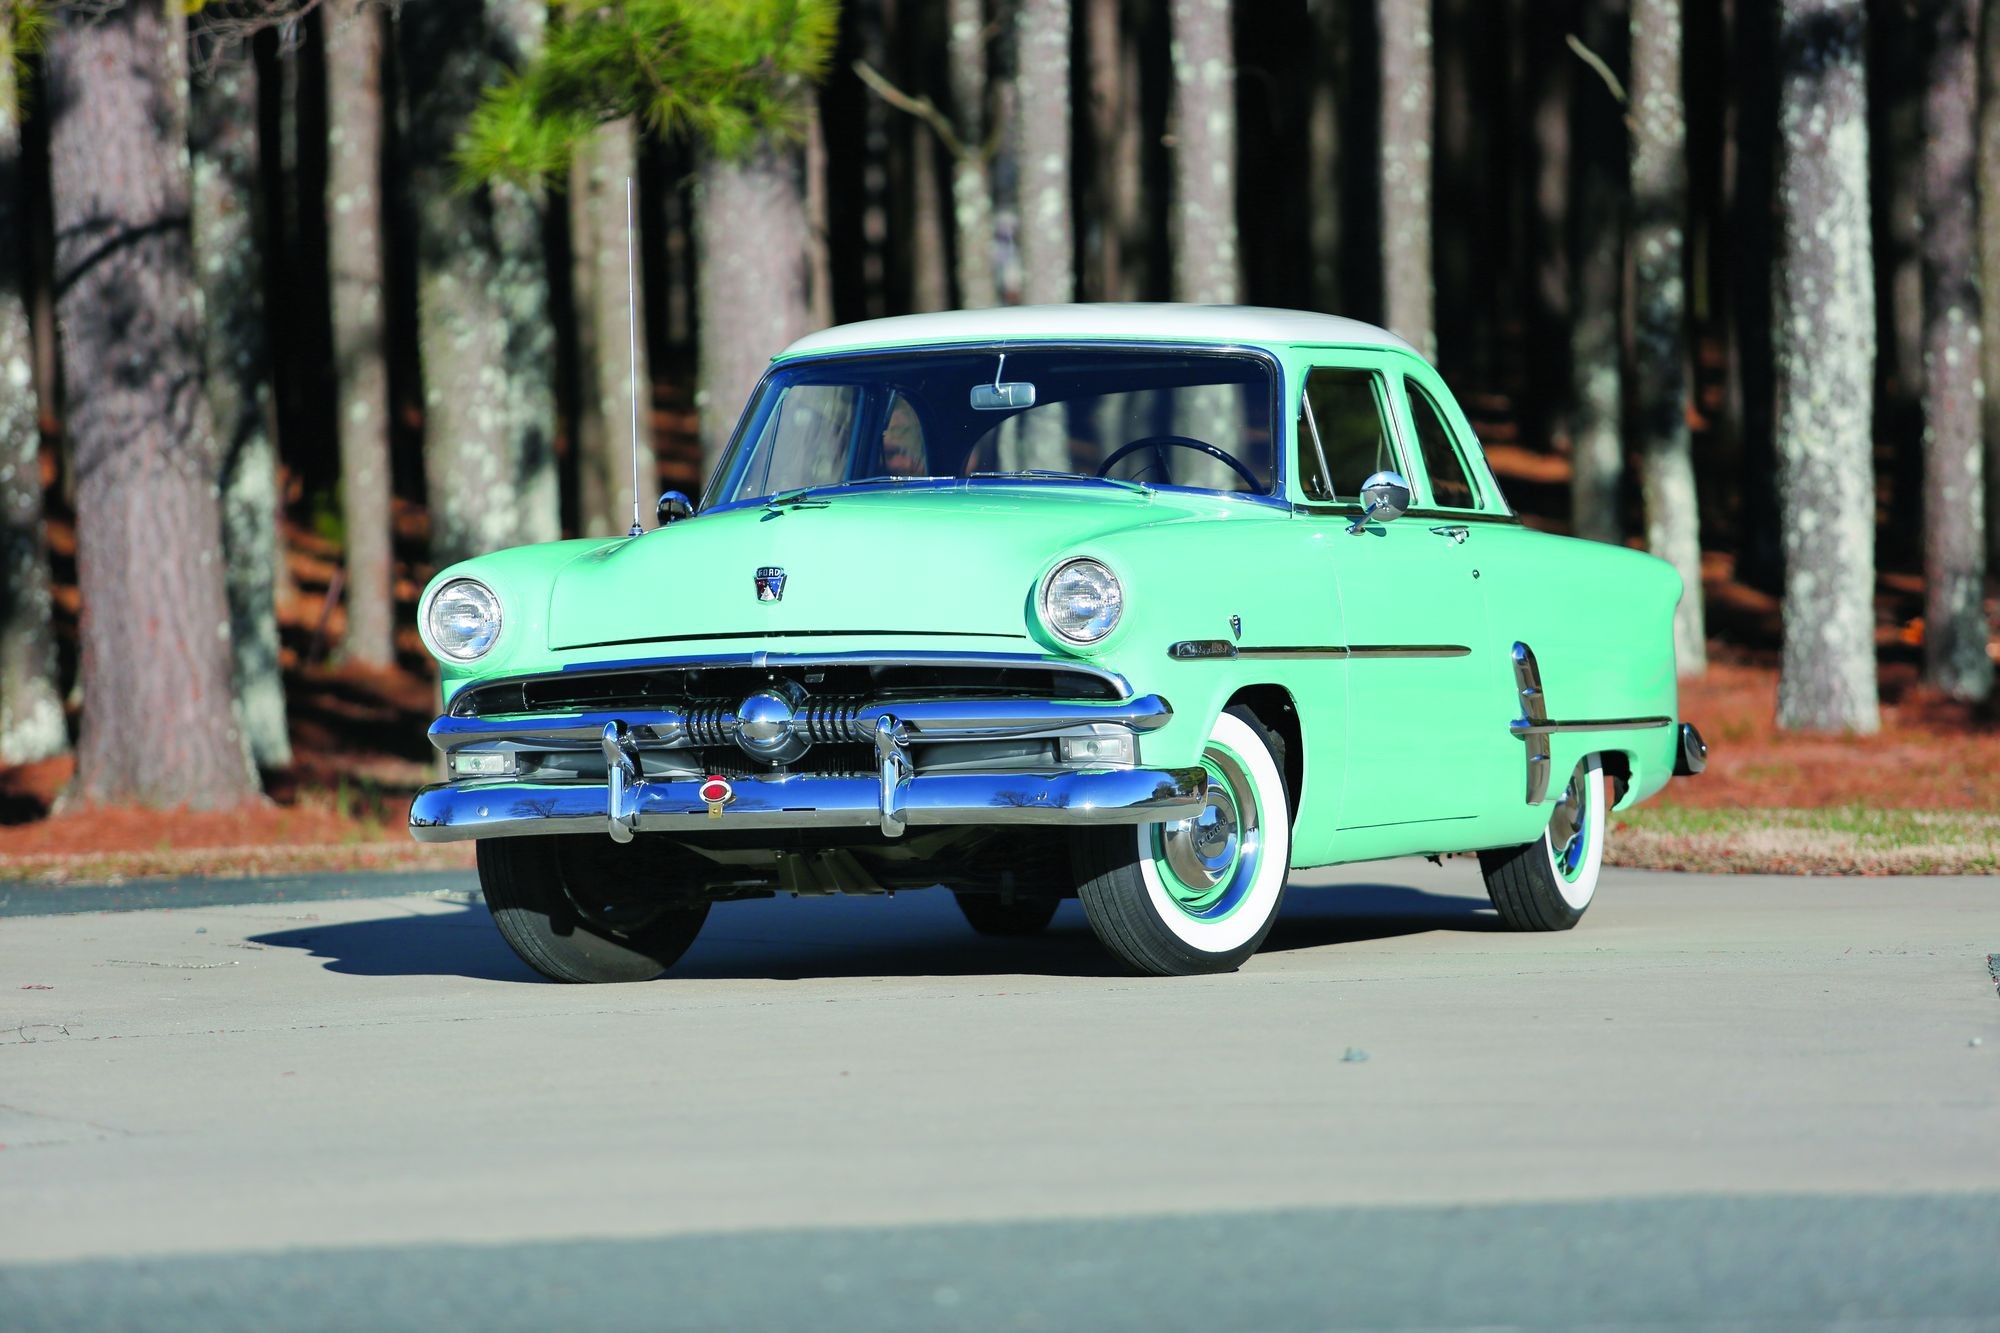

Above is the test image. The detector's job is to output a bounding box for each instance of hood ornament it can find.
[755,566,787,602]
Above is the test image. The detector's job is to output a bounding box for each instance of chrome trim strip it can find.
[1509,716,1674,736]
[430,694,1176,754]
[1237,646,1352,659]
[409,765,1211,843]
[452,651,1134,714]
[1167,643,1468,662]
[552,628,1023,653]
[1168,639,1239,659]
[1511,641,1552,804]
[1344,644,1471,659]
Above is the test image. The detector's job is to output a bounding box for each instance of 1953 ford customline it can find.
[410,305,1706,981]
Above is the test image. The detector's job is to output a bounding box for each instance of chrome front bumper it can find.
[408,765,1207,843]
[409,687,1200,843]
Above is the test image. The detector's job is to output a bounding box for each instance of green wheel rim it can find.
[1152,741,1263,921]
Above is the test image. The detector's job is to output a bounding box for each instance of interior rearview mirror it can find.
[970,381,1036,411]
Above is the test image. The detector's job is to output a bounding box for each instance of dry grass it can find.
[1611,805,2000,876]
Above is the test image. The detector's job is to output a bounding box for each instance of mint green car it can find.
[410,305,1706,981]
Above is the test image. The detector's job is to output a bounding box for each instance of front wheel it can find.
[1477,754,1607,932]
[1074,707,1292,976]
[479,835,711,983]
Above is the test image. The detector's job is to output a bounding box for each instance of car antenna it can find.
[625,176,645,538]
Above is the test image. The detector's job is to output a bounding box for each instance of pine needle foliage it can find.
[458,0,838,186]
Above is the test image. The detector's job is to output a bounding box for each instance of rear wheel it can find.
[1477,754,1607,932]
[1074,707,1292,976]
[479,835,710,983]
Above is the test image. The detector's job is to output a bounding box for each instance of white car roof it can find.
[776,303,1419,360]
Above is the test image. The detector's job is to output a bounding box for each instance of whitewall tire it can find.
[1074,706,1292,975]
[1477,754,1607,931]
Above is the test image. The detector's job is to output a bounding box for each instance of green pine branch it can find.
[458,0,839,188]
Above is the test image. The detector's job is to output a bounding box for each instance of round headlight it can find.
[427,579,503,661]
[1041,558,1123,644]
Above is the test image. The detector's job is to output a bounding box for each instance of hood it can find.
[542,484,1224,652]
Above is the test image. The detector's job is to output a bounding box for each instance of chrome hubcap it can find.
[1162,782,1241,889]
[1547,762,1591,878]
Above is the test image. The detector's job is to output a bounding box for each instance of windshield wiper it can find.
[969,469,1149,495]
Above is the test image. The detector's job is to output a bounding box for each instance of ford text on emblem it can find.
[755,566,787,602]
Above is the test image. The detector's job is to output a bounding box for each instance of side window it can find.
[1406,380,1481,510]
[1296,368,1400,503]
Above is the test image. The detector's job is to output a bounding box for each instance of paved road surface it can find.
[1,861,1994,1329]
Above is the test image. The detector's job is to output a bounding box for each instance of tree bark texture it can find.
[324,0,395,668]
[948,0,999,310]
[192,54,291,770]
[1015,0,1074,308]
[1013,0,1072,470]
[1917,0,1993,700]
[909,122,950,312]
[569,119,650,538]
[1981,0,2000,570]
[0,45,65,764]
[695,146,814,472]
[1306,0,1348,311]
[47,1,262,805]
[400,0,558,571]
[1772,0,1879,733]
[1570,0,1626,545]
[1376,0,1434,357]
[1170,0,1239,305]
[1629,0,1706,675]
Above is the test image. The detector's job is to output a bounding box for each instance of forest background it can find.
[0,0,1995,879]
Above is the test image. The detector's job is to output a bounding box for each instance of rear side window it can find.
[1297,368,1401,503]
[1406,380,1481,510]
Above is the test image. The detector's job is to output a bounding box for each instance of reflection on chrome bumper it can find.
[408,766,1209,843]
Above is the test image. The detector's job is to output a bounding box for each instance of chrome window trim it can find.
[697,339,1290,511]
[1166,642,1470,661]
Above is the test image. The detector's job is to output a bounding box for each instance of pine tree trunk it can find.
[0,46,65,765]
[1169,0,1241,489]
[570,119,649,538]
[1981,0,2000,571]
[1629,0,1705,675]
[1306,0,1348,311]
[909,126,950,313]
[1772,0,1879,734]
[400,0,558,570]
[1918,0,1993,700]
[1170,0,1238,305]
[1569,0,1625,545]
[47,1,261,806]
[192,54,290,770]
[325,0,395,668]
[1015,0,1073,308]
[1376,0,1435,357]
[1014,0,1072,469]
[948,0,999,309]
[695,146,813,472]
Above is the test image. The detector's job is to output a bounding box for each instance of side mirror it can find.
[1346,470,1411,534]
[656,490,693,526]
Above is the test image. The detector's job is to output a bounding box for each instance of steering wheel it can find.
[1096,434,1262,492]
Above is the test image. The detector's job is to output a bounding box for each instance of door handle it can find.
[1429,525,1470,545]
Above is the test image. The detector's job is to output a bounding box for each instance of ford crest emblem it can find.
[755,566,787,602]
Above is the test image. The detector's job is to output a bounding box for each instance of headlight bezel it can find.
[424,577,505,662]
[1039,557,1125,647]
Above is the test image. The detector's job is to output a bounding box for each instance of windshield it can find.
[703,347,1278,508]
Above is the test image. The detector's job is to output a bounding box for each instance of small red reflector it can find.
[698,777,733,805]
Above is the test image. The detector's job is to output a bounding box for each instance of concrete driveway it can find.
[1,860,1995,1329]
